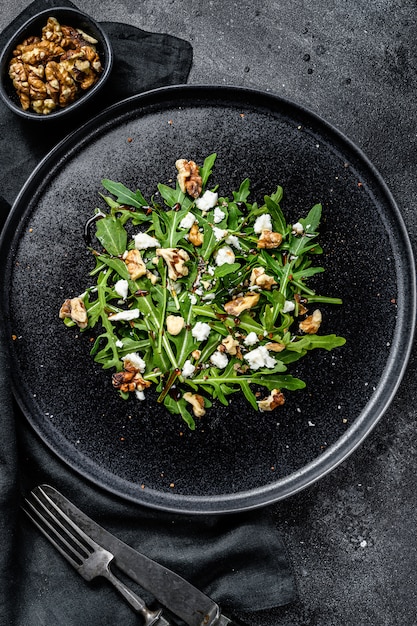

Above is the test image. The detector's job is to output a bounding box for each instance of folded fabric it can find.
[0,0,193,210]
[0,2,297,624]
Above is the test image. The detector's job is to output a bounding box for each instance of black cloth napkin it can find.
[0,2,297,624]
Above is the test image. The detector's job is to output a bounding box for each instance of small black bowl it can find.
[0,7,113,121]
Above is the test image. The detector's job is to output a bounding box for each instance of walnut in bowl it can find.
[0,7,113,120]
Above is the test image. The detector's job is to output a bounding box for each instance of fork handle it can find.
[104,567,165,625]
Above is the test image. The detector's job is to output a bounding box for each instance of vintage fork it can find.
[22,488,171,626]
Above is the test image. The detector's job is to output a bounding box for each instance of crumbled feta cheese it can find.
[114,279,129,300]
[292,222,304,235]
[202,293,215,301]
[179,212,196,229]
[214,245,235,266]
[207,265,215,276]
[195,190,218,211]
[135,390,145,401]
[253,213,272,234]
[244,331,259,346]
[244,345,277,370]
[182,359,196,378]
[108,309,140,321]
[225,235,241,249]
[283,300,295,313]
[122,352,146,372]
[213,226,228,241]
[192,321,211,341]
[188,293,198,305]
[210,351,228,369]
[213,206,226,223]
[115,339,124,348]
[134,232,160,249]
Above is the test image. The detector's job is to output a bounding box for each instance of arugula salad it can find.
[59,154,345,429]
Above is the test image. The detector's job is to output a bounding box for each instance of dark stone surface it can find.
[1,1,416,624]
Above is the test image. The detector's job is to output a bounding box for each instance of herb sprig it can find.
[61,154,345,429]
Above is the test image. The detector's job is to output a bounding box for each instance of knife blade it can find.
[37,485,242,626]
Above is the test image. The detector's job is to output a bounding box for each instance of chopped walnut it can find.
[8,16,102,115]
[188,222,204,246]
[250,267,277,290]
[299,309,322,334]
[112,361,152,393]
[156,247,190,281]
[257,389,285,411]
[59,297,88,328]
[221,335,240,355]
[224,292,260,316]
[123,249,146,280]
[183,392,206,418]
[257,230,283,249]
[294,294,308,316]
[265,342,285,352]
[175,159,202,198]
[166,315,185,336]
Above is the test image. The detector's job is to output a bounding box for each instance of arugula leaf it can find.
[95,216,127,256]
[101,179,148,208]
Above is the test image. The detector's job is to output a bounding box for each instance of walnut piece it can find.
[175,159,202,198]
[124,249,147,280]
[183,392,206,418]
[188,222,204,246]
[59,297,88,328]
[221,335,240,355]
[299,309,322,334]
[224,292,260,316]
[166,315,185,336]
[112,360,152,393]
[8,16,103,115]
[257,230,283,249]
[265,341,285,352]
[257,389,285,412]
[250,267,277,290]
[156,247,190,281]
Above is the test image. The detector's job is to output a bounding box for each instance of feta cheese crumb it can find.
[292,222,304,235]
[179,212,196,229]
[115,339,124,348]
[283,300,295,313]
[210,351,228,369]
[195,190,218,211]
[192,321,211,341]
[214,245,235,266]
[244,345,277,370]
[213,226,228,241]
[108,309,140,321]
[253,213,272,234]
[225,234,241,249]
[244,331,259,346]
[122,352,146,372]
[213,206,226,223]
[134,232,160,249]
[188,293,198,305]
[182,359,196,378]
[135,390,145,401]
[114,279,129,300]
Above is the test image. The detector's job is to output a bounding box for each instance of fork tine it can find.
[23,486,98,567]
[22,500,82,570]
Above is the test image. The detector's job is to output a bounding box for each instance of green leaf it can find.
[102,179,148,208]
[96,255,130,280]
[214,262,241,278]
[200,153,217,188]
[95,216,127,256]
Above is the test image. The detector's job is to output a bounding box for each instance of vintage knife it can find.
[35,485,243,626]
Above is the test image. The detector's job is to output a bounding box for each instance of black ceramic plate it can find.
[1,86,415,514]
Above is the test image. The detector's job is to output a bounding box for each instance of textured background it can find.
[1,1,416,625]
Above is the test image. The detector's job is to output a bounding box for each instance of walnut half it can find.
[175,159,202,198]
[59,297,88,328]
